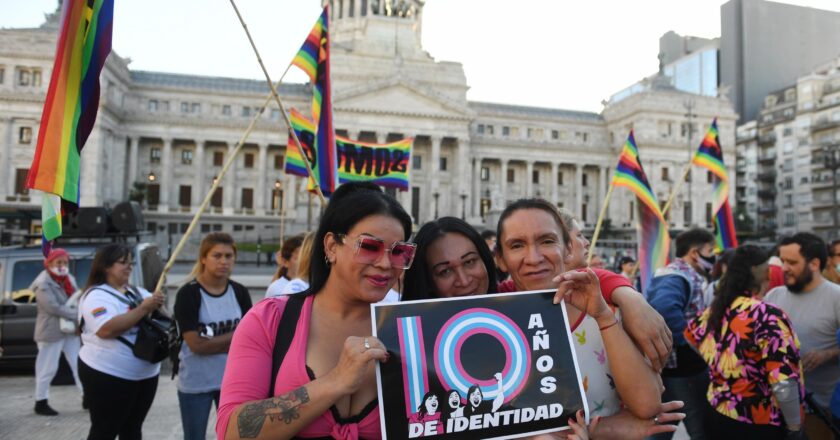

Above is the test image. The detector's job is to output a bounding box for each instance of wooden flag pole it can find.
[661,163,692,218]
[229,0,327,206]
[587,184,615,266]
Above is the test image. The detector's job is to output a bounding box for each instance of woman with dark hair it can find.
[463,384,485,418]
[77,243,166,440]
[402,217,496,300]
[495,200,681,438]
[408,391,442,435]
[217,182,416,440]
[685,245,804,439]
[266,233,304,297]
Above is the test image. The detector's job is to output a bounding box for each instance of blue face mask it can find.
[835,263,840,274]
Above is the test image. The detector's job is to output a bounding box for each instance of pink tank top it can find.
[216,295,381,440]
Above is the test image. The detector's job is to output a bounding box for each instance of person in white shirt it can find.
[265,234,304,298]
[77,244,165,440]
[280,232,315,295]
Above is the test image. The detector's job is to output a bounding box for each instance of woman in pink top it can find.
[217,182,417,440]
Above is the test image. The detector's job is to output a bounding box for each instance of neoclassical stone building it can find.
[0,1,736,258]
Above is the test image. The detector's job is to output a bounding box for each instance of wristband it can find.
[599,318,619,331]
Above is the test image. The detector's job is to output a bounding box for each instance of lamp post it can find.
[824,145,840,238]
[433,192,440,219]
[460,193,467,220]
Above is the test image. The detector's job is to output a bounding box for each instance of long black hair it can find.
[402,217,497,301]
[707,245,768,334]
[309,182,412,294]
[84,243,132,291]
[416,390,440,417]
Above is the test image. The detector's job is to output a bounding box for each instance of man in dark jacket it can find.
[646,228,716,440]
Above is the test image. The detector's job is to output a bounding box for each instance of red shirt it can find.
[496,268,632,306]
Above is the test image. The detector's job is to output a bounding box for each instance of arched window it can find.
[349,0,355,17]
[338,0,344,18]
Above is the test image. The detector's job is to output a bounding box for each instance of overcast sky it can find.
[2,0,839,112]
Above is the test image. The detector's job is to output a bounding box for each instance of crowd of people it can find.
[28,181,840,439]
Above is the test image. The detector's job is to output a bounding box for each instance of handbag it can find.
[104,287,173,364]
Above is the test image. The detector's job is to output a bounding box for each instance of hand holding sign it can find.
[553,269,614,326]
[325,336,388,395]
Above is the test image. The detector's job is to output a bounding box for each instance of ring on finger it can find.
[364,338,371,350]
[653,416,660,425]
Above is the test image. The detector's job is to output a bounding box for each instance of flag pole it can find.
[587,184,615,266]
[661,162,692,218]
[229,0,327,206]
[152,60,298,294]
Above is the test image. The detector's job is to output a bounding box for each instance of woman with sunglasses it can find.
[217,182,416,440]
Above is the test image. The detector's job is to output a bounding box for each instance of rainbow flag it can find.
[26,0,113,253]
[285,109,412,190]
[611,131,671,292]
[692,119,738,252]
[291,6,337,197]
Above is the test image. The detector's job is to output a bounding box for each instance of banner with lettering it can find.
[285,108,412,191]
[372,290,587,440]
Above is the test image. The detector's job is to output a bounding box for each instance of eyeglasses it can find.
[336,234,417,269]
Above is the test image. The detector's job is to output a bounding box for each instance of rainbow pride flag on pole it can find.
[291,6,338,197]
[692,119,738,252]
[285,109,412,190]
[612,131,671,291]
[26,0,113,253]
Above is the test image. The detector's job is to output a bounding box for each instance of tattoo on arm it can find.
[237,387,311,438]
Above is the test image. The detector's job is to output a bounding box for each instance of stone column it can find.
[160,138,173,208]
[550,162,559,206]
[127,136,138,192]
[430,136,441,220]
[472,157,481,217]
[575,164,583,220]
[525,161,534,197]
[192,140,206,207]
[599,165,608,221]
[500,159,509,206]
[347,130,360,141]
[1,118,12,198]
[224,142,236,212]
[256,143,268,212]
[457,138,470,217]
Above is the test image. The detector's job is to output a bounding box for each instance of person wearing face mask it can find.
[765,233,840,439]
[823,239,840,285]
[646,228,716,440]
[31,248,84,415]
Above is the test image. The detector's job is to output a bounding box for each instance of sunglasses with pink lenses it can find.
[337,234,417,269]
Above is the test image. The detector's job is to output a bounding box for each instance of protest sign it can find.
[372,290,587,440]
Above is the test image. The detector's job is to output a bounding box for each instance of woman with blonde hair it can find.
[280,231,315,295]
[174,232,252,440]
[266,234,304,297]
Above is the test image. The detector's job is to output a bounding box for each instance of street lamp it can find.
[147,172,156,182]
[433,192,440,219]
[460,193,467,220]
[824,145,840,238]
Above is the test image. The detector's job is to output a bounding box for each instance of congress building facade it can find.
[0,1,736,260]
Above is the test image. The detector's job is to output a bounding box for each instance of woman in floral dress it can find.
[685,244,805,439]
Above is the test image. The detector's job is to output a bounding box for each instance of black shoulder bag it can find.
[105,287,173,364]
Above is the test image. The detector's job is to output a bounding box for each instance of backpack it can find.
[169,281,254,379]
